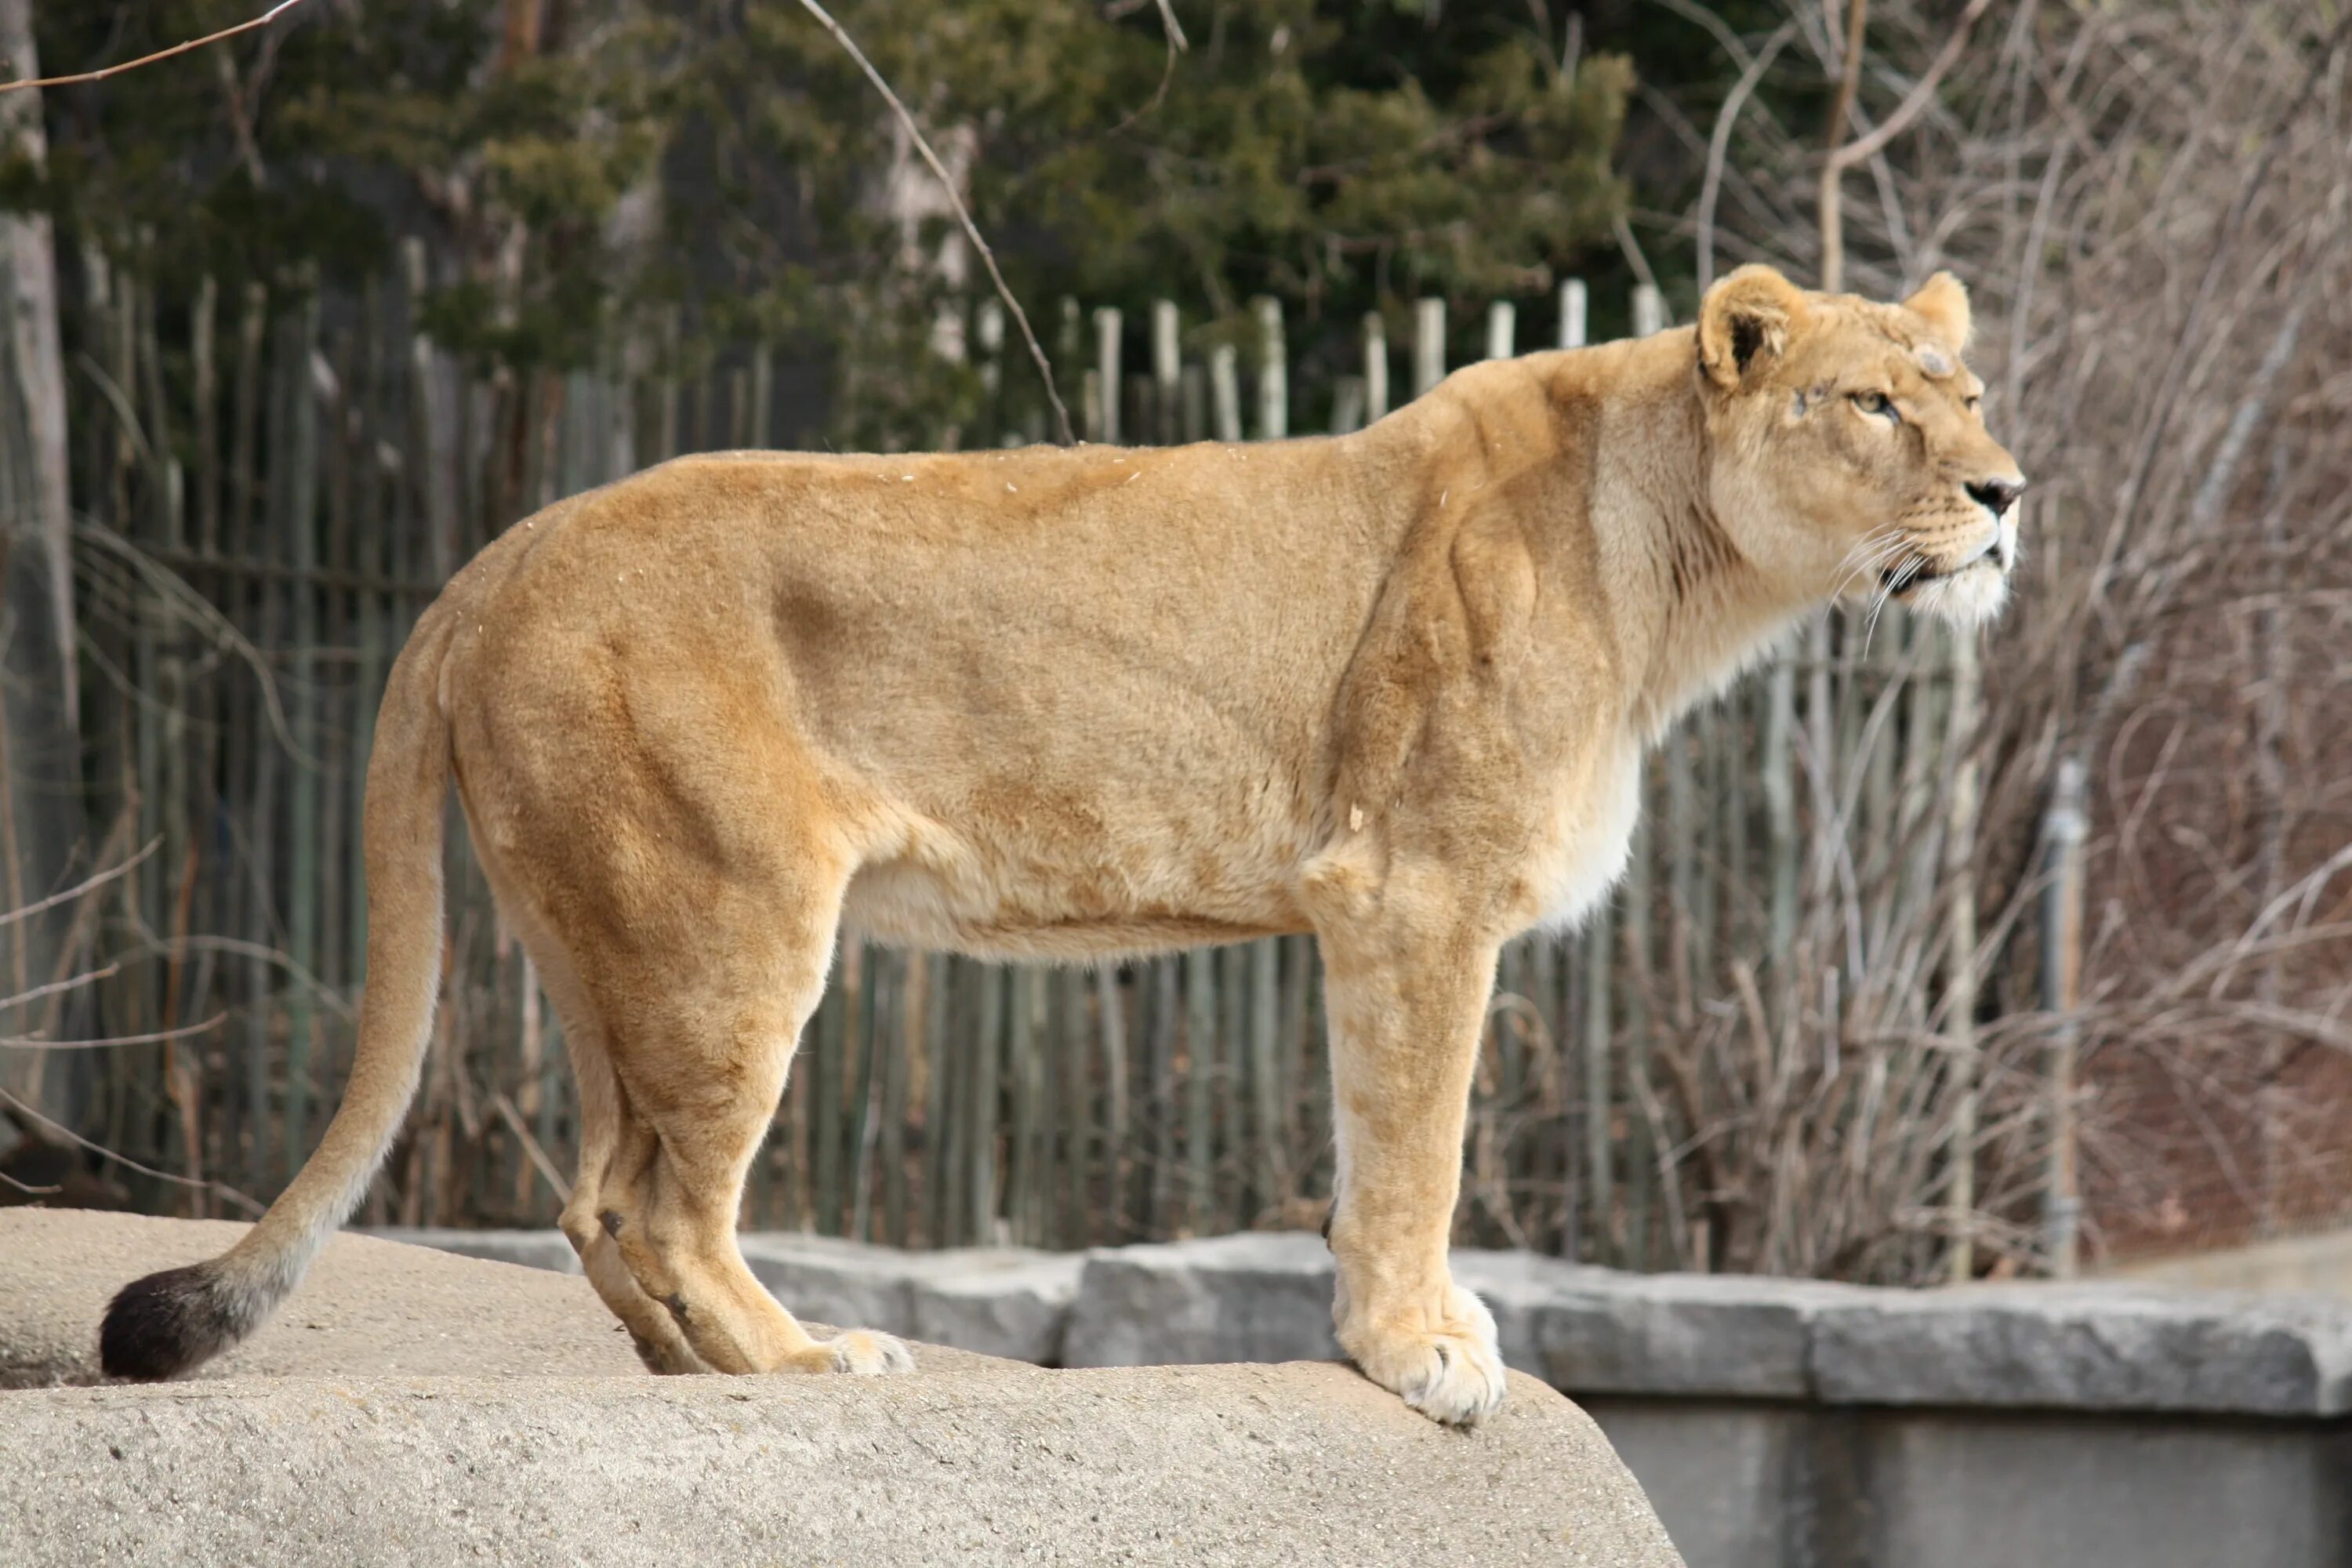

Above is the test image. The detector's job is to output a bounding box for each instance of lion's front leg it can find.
[1315,897,1508,1426]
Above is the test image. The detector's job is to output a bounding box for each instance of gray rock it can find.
[735,1229,948,1337]
[909,1250,1083,1365]
[1523,1269,1867,1399]
[1063,1231,1340,1367]
[362,1225,583,1275]
[1808,1282,2352,1417]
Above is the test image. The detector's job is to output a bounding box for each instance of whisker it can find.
[1830,531,1912,602]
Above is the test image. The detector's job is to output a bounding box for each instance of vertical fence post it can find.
[1944,632,1984,1280]
[1151,300,1179,445]
[924,955,955,1244]
[1413,297,1446,397]
[1559,278,1588,349]
[1254,296,1286,441]
[1328,378,1365,434]
[1484,299,1515,361]
[1148,960,1180,1230]
[1363,311,1388,421]
[1250,939,1280,1215]
[1209,343,1241,443]
[1632,283,1664,339]
[1184,948,1217,1231]
[969,964,1003,1242]
[2041,757,2086,1279]
[1581,898,1613,1264]
[1093,307,1122,445]
[1098,964,1130,1236]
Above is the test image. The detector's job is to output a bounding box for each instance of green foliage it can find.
[713,0,1628,438]
[15,1,1632,442]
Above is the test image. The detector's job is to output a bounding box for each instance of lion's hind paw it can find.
[825,1329,916,1375]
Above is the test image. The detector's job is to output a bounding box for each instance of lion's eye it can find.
[1852,390,1896,419]
[1965,394,1983,415]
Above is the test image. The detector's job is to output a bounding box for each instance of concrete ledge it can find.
[368,1225,584,1276]
[909,1250,1083,1366]
[1065,1231,1338,1367]
[1807,1283,2352,1417]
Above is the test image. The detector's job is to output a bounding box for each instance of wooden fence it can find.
[6,253,1987,1276]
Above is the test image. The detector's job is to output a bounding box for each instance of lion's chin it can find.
[1901,559,2011,628]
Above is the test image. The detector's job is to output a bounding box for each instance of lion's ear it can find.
[1902,271,1972,349]
[1697,265,1804,390]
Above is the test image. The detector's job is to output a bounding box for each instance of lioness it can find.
[103,264,2020,1423]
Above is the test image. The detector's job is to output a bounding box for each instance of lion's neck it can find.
[1354,332,1823,744]
[1574,336,1817,740]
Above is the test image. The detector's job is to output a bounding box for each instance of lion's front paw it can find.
[1340,1286,1507,1427]
[825,1329,916,1375]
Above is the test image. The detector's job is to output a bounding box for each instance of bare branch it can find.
[0,837,159,931]
[795,0,1076,446]
[0,964,121,1016]
[1827,0,2000,173]
[0,1085,263,1214]
[1697,23,1797,289]
[1105,0,1191,136]
[492,1091,573,1204]
[0,1013,227,1051]
[1816,0,1871,292]
[0,0,310,96]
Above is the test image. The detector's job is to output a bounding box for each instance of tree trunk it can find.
[0,0,86,1117]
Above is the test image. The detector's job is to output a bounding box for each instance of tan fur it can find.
[107,266,2022,1418]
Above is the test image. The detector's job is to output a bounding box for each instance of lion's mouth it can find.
[1882,540,2002,596]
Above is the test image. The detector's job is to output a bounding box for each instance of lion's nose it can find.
[1966,474,2026,518]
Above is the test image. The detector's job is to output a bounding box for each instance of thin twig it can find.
[0,1085,263,1214]
[0,837,160,931]
[1817,0,1871,292]
[1827,0,1999,172]
[0,0,310,96]
[796,0,1075,446]
[1697,23,1796,290]
[1106,0,1190,136]
[0,964,121,1016]
[1,1013,227,1051]
[75,521,319,769]
[492,1091,572,1204]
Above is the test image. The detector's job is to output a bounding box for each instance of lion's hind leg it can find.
[595,890,913,1378]
[604,1029,914,1377]
[558,1060,705,1375]
[480,853,706,1374]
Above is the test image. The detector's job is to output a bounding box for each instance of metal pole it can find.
[2042,757,2087,1278]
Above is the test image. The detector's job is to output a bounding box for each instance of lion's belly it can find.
[839,808,1309,962]
[1520,739,1645,934]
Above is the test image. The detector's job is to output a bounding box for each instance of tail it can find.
[103,612,458,1379]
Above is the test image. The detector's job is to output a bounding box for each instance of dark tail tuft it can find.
[101,1263,241,1381]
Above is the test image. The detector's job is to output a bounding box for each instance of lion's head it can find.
[1693,263,2024,629]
